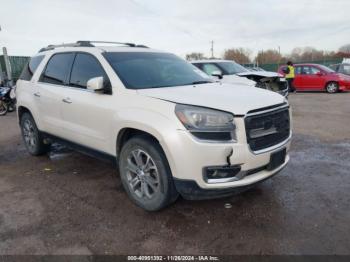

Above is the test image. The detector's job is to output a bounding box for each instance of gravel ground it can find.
[0,92,349,255]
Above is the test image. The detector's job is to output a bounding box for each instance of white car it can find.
[16,41,292,211]
[192,60,289,97]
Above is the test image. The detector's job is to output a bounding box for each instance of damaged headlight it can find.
[175,104,236,142]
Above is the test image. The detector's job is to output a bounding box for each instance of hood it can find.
[137,83,285,115]
[237,71,283,78]
[221,75,256,86]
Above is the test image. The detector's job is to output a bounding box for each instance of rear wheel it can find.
[20,112,50,155]
[326,82,339,93]
[0,101,8,116]
[119,135,179,211]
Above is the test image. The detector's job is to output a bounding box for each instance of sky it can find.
[0,0,350,58]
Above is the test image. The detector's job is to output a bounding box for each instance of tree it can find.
[223,48,251,64]
[287,47,341,63]
[255,49,282,64]
[339,44,350,54]
[186,52,206,61]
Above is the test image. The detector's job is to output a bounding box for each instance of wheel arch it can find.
[17,106,33,123]
[325,81,339,93]
[115,126,178,179]
[116,128,161,156]
[325,80,338,88]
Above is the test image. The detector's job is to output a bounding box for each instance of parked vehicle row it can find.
[192,60,289,97]
[278,63,350,93]
[16,41,291,211]
[329,63,350,76]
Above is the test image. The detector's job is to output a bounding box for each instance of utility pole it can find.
[210,40,214,59]
[278,46,281,68]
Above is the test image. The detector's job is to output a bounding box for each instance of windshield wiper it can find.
[189,80,213,85]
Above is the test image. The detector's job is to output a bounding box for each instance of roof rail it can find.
[38,41,148,52]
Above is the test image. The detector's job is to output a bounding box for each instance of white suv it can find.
[16,41,292,211]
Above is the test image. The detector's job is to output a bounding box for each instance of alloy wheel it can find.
[22,119,37,151]
[126,149,160,200]
[327,83,338,93]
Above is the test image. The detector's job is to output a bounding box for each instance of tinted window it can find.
[202,63,222,75]
[41,53,75,85]
[70,53,108,89]
[19,55,45,81]
[104,52,211,89]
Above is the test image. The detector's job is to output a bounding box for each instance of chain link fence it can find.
[243,58,343,72]
[0,55,30,82]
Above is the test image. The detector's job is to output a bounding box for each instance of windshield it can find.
[217,61,249,75]
[318,65,335,73]
[103,52,212,89]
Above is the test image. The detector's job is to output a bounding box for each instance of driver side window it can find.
[69,53,110,90]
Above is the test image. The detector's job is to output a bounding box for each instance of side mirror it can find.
[211,70,223,79]
[87,77,104,92]
[316,72,323,76]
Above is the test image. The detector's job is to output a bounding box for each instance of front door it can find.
[60,52,114,154]
[292,66,303,90]
[301,66,325,90]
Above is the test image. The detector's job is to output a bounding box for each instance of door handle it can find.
[33,92,41,97]
[62,97,72,104]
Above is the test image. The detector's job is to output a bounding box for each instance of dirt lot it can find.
[0,93,350,255]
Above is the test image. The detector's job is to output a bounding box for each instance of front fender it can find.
[112,106,182,177]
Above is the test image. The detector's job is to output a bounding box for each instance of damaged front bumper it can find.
[238,72,289,97]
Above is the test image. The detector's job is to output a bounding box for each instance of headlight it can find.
[175,104,236,141]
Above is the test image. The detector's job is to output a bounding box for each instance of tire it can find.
[119,135,179,211]
[20,112,50,156]
[326,82,339,93]
[0,101,8,116]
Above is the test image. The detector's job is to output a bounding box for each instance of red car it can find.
[278,63,350,93]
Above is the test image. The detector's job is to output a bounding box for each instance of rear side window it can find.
[69,53,108,89]
[40,53,75,85]
[19,55,45,81]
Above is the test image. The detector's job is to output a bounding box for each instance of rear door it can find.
[37,53,75,135]
[60,52,114,153]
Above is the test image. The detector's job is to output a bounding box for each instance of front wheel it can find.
[326,82,339,93]
[0,101,8,116]
[119,136,179,211]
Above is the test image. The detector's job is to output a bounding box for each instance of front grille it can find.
[245,107,290,151]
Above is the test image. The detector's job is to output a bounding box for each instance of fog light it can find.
[203,165,241,183]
